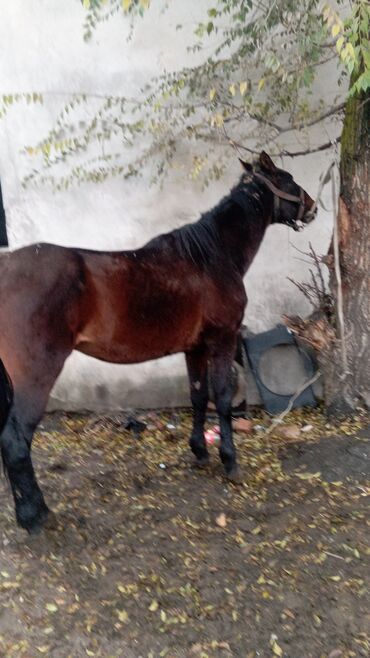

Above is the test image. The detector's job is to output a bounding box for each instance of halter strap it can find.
[253,171,306,224]
[254,172,303,204]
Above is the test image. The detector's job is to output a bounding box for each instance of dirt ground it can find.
[0,407,369,658]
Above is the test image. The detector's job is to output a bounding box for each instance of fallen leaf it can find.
[116,609,129,623]
[272,640,283,656]
[328,651,342,658]
[40,629,52,641]
[296,471,321,480]
[218,642,231,650]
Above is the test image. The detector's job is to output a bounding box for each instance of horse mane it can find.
[146,176,265,270]
[171,213,222,268]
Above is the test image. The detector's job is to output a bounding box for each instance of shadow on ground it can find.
[281,425,370,482]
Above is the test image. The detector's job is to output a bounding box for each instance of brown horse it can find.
[0,152,316,533]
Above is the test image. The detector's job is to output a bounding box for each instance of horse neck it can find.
[214,185,273,275]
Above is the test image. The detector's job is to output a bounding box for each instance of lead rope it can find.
[309,160,335,216]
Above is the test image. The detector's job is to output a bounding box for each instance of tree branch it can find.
[289,102,346,131]
[226,136,341,158]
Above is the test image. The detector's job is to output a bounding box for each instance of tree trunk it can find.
[319,83,370,415]
[285,84,370,416]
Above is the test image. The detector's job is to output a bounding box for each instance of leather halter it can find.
[253,171,306,225]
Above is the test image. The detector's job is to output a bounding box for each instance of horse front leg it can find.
[1,408,49,533]
[209,340,240,482]
[185,346,209,467]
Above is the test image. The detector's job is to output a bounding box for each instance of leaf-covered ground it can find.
[0,408,369,658]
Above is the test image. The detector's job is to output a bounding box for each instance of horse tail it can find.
[0,358,13,435]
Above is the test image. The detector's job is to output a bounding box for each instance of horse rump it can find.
[0,358,13,434]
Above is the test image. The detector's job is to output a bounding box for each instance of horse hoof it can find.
[26,511,51,535]
[27,521,44,536]
[18,504,50,534]
[192,455,210,469]
[226,467,243,484]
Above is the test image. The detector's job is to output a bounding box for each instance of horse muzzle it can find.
[292,207,317,231]
[303,205,318,224]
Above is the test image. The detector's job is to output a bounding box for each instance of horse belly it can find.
[75,295,204,364]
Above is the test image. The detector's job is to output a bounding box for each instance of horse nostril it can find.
[304,208,316,224]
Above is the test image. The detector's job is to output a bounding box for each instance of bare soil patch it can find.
[0,409,369,658]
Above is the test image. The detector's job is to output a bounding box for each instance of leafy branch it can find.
[1,1,368,189]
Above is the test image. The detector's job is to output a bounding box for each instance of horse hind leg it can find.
[1,406,49,533]
[185,346,210,467]
[0,348,72,533]
[208,338,241,482]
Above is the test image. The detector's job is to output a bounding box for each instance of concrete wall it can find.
[0,1,340,409]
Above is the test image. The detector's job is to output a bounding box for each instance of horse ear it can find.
[239,158,253,173]
[259,151,277,174]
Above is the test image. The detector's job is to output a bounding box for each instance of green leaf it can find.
[239,81,248,96]
[336,36,345,54]
[213,113,224,127]
[302,68,314,87]
[362,46,370,69]
[346,58,355,75]
[332,23,341,38]
[343,42,356,61]
[350,70,370,96]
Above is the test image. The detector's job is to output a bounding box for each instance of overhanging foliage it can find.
[0,0,368,189]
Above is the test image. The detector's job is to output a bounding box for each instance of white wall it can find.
[0,1,340,409]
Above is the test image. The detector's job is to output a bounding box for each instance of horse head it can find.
[240,151,317,231]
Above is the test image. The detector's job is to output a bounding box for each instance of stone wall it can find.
[0,1,339,409]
